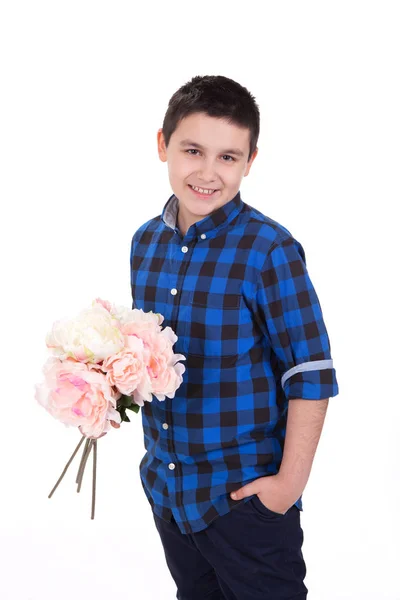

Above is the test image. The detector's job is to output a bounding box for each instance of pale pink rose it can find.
[120,313,165,347]
[118,319,161,404]
[143,326,186,402]
[102,333,148,396]
[45,303,124,364]
[110,316,185,406]
[120,320,186,404]
[35,356,122,438]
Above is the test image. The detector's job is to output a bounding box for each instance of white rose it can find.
[45,303,124,364]
[112,304,164,328]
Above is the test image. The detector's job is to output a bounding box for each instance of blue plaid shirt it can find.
[130,190,339,535]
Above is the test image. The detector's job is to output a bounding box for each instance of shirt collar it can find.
[161,190,244,240]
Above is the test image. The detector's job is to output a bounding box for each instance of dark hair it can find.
[161,75,260,162]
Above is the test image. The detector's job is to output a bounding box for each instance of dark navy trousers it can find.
[153,495,308,600]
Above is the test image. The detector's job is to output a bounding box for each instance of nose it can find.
[198,158,218,184]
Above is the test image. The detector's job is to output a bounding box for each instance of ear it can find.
[244,147,258,177]
[157,128,168,162]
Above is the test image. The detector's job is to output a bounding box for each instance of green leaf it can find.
[126,403,140,414]
[119,394,133,408]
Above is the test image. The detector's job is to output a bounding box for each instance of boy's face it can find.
[157,112,258,232]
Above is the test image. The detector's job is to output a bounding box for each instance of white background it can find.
[1,1,399,599]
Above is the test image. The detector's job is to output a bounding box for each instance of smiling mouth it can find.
[188,184,219,197]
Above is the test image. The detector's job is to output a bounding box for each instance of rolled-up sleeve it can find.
[253,236,339,400]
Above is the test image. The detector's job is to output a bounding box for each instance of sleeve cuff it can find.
[281,360,339,400]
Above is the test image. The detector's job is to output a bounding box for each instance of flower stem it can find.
[91,439,97,520]
[77,439,93,493]
[76,438,91,484]
[48,434,86,499]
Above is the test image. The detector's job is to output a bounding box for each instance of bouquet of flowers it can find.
[35,298,186,519]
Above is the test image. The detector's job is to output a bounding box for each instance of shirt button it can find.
[200,233,206,239]
[162,423,168,429]
[168,463,175,470]
[170,288,177,295]
[181,246,188,253]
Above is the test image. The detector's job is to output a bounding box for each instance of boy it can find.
[130,75,339,600]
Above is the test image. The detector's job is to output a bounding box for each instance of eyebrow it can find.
[179,139,245,158]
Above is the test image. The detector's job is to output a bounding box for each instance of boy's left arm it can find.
[277,397,330,504]
[230,236,338,512]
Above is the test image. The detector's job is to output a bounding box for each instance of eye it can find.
[185,149,235,162]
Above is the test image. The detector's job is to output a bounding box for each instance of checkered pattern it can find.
[130,190,339,534]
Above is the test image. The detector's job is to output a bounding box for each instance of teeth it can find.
[190,185,215,195]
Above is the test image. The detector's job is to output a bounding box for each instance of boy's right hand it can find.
[79,420,121,440]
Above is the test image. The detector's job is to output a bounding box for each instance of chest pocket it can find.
[186,290,243,358]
